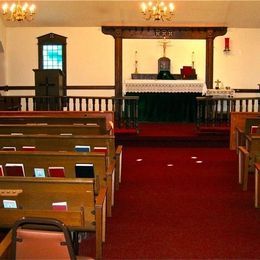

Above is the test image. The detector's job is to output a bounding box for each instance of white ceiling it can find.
[1,0,260,28]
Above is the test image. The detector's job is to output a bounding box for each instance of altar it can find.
[124,80,207,122]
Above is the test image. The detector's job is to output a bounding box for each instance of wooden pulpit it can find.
[33,69,65,110]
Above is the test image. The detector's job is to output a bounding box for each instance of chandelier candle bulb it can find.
[141,0,175,21]
[2,0,36,22]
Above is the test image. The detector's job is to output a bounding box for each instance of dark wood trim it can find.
[234,89,260,93]
[102,26,227,95]
[0,85,115,91]
[115,37,123,97]
[102,26,227,39]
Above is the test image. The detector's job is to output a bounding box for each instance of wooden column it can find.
[206,29,214,89]
[115,36,123,97]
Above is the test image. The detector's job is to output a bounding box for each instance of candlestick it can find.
[191,51,195,68]
[134,50,138,74]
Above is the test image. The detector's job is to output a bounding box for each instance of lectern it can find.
[33,69,65,110]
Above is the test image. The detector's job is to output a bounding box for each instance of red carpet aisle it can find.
[81,147,260,259]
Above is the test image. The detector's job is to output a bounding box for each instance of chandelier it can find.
[141,0,174,21]
[2,1,36,22]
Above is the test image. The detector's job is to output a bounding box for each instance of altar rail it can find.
[0,95,139,130]
[196,96,260,127]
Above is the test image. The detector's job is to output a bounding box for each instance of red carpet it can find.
[80,146,260,258]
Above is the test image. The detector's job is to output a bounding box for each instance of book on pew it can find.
[48,167,65,177]
[34,168,46,178]
[2,146,16,151]
[60,133,73,136]
[74,145,91,152]
[22,146,37,151]
[11,132,23,135]
[86,123,99,126]
[3,199,18,209]
[93,146,108,155]
[0,165,3,176]
[4,163,25,177]
[52,201,68,211]
[251,125,260,134]
[75,163,95,178]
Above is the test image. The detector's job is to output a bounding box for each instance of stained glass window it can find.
[42,45,63,70]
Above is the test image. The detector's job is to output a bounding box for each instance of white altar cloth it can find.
[124,80,207,95]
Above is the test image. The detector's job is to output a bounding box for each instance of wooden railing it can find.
[0,95,139,130]
[196,96,260,127]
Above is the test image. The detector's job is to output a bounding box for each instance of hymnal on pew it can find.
[22,146,36,151]
[74,145,91,152]
[52,201,67,211]
[93,146,108,155]
[34,168,46,177]
[48,167,65,177]
[75,163,94,178]
[5,163,25,177]
[2,146,16,151]
[251,126,260,134]
[0,165,3,176]
[3,199,18,209]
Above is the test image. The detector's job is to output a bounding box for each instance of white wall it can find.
[0,18,6,87]
[5,27,115,96]
[215,28,260,89]
[123,38,205,81]
[4,27,260,96]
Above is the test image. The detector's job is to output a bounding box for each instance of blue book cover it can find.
[34,168,46,177]
[74,145,91,152]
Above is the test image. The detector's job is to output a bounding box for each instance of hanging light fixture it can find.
[141,0,174,21]
[2,0,36,22]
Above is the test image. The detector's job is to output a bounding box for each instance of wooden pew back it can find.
[0,116,109,134]
[0,177,96,230]
[0,124,103,135]
[0,134,115,165]
[0,111,114,134]
[230,112,260,149]
[0,151,107,186]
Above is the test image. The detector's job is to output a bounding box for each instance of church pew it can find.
[0,116,110,135]
[254,163,260,208]
[230,112,260,150]
[0,150,115,217]
[0,177,106,259]
[0,123,103,135]
[238,135,260,191]
[0,134,122,191]
[234,117,260,153]
[0,111,114,135]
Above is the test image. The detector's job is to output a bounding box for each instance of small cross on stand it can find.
[214,79,221,89]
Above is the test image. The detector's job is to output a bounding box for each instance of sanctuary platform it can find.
[115,122,229,147]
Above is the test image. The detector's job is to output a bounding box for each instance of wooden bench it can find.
[0,150,115,217]
[0,111,114,135]
[0,123,103,135]
[0,133,122,191]
[0,177,106,259]
[254,163,260,208]
[235,117,260,153]
[230,112,260,150]
[238,135,260,191]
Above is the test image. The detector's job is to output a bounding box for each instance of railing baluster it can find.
[98,98,102,111]
[79,97,82,111]
[92,98,96,111]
